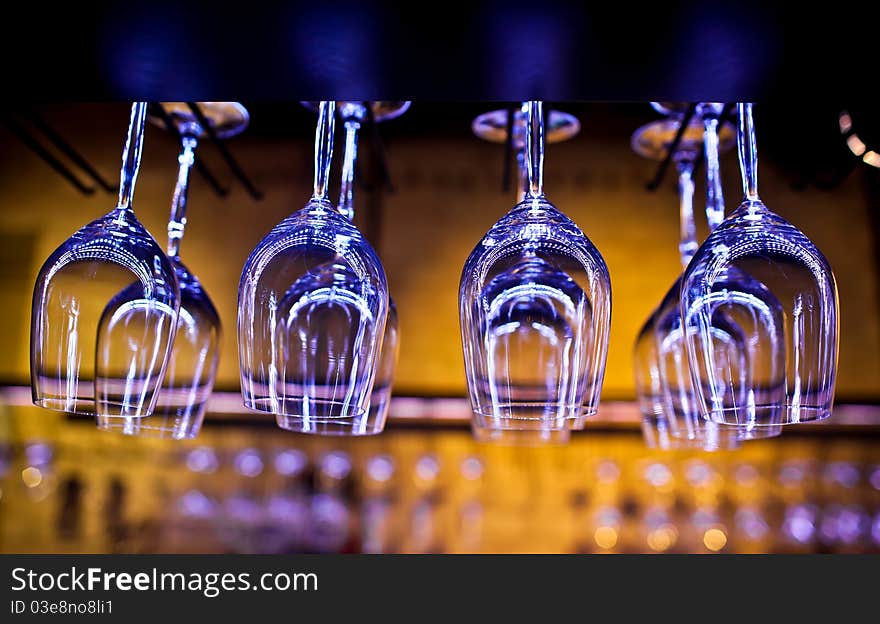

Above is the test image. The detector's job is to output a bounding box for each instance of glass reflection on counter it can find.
[0,404,878,554]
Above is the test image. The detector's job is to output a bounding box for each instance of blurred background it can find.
[0,102,878,553]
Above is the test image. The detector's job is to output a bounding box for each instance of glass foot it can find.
[631,118,735,161]
[472,106,580,147]
[150,102,250,138]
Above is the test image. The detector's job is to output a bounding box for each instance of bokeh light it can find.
[703,527,727,552]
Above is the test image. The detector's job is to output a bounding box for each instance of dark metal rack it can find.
[0,111,115,197]
[19,109,118,194]
[644,103,697,191]
[644,102,736,191]
[186,103,263,200]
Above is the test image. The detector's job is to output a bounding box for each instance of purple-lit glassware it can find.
[681,103,839,426]
[656,104,784,445]
[97,103,239,438]
[469,103,581,445]
[460,101,611,437]
[238,102,388,430]
[293,101,407,435]
[632,113,729,449]
[31,103,179,417]
[632,106,752,450]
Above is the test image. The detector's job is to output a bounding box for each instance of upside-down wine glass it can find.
[468,102,582,444]
[299,100,408,435]
[631,109,741,450]
[238,101,389,433]
[31,102,179,417]
[680,103,839,426]
[651,103,783,447]
[97,102,243,438]
[460,101,611,438]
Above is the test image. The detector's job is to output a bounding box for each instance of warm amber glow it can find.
[647,525,677,552]
[0,402,876,554]
[594,526,618,549]
[703,527,727,551]
[21,467,42,488]
[863,150,880,168]
[847,134,867,156]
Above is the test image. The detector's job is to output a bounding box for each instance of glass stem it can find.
[312,101,336,203]
[116,102,148,212]
[525,100,544,200]
[737,102,760,204]
[337,119,359,220]
[676,158,697,268]
[167,134,197,259]
[703,116,726,231]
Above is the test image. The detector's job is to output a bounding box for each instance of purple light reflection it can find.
[266,494,308,526]
[734,464,760,487]
[186,447,219,474]
[309,493,350,552]
[783,504,818,545]
[366,455,395,483]
[25,442,53,467]
[821,504,868,546]
[868,466,880,491]
[225,494,263,524]
[822,462,860,489]
[779,461,810,487]
[686,461,713,488]
[177,490,217,519]
[234,449,263,478]
[735,508,769,540]
[596,460,620,484]
[415,455,440,483]
[319,451,352,482]
[274,449,308,477]
[461,456,484,481]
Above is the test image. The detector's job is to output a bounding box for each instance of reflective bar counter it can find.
[1,393,878,554]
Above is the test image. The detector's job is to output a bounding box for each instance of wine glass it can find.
[96,102,242,438]
[460,101,611,437]
[632,109,743,450]
[660,104,782,443]
[469,103,581,445]
[238,101,389,433]
[680,103,839,426]
[31,102,180,417]
[297,100,408,435]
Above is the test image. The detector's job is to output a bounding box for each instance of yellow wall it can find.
[1,104,878,400]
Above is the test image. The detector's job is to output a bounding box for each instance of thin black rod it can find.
[150,103,229,198]
[501,102,516,193]
[692,102,736,178]
[20,109,117,193]
[364,102,394,193]
[645,102,698,191]
[1,115,94,195]
[186,102,263,200]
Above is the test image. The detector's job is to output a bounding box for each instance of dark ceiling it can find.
[4,3,879,102]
